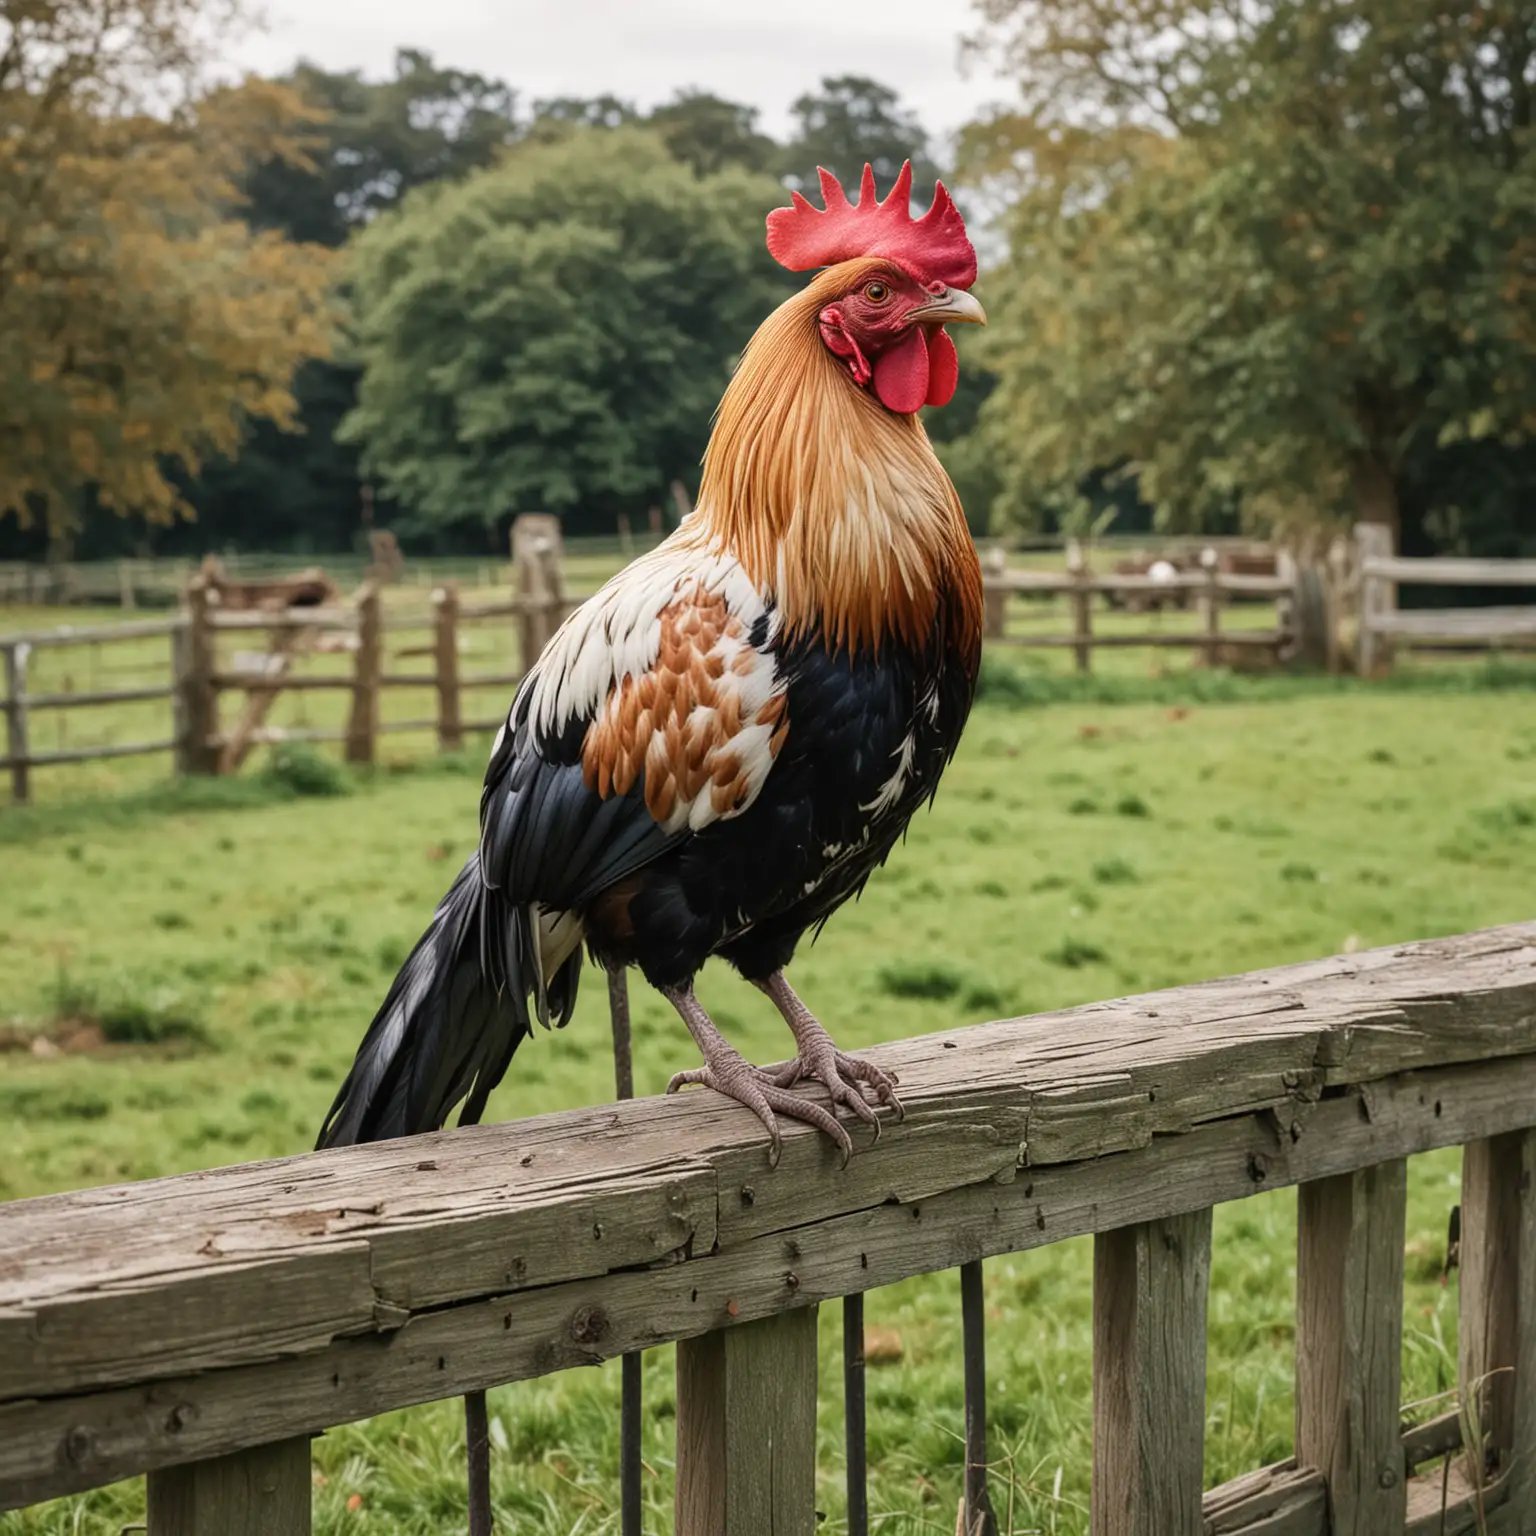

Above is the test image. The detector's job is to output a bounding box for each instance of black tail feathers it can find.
[317,856,543,1148]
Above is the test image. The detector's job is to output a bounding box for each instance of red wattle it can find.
[873,326,931,414]
[926,327,959,407]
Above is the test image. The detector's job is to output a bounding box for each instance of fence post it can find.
[981,546,1008,641]
[4,641,30,805]
[1091,1208,1212,1535]
[1295,1160,1408,1533]
[434,583,463,755]
[1459,1130,1536,1513]
[676,1307,819,1535]
[1067,541,1092,674]
[347,583,382,766]
[512,513,566,674]
[1200,548,1222,669]
[146,1436,311,1535]
[1285,549,1335,671]
[1355,523,1394,676]
[179,580,219,776]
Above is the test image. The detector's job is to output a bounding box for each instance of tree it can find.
[647,89,778,177]
[179,50,524,558]
[962,0,1536,543]
[242,49,523,248]
[530,94,638,134]
[782,75,945,197]
[0,0,337,547]
[342,129,794,541]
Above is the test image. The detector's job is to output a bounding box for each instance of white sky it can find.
[229,0,1012,142]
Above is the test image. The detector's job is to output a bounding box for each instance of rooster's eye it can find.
[864,281,890,303]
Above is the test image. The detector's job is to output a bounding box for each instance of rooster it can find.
[320,163,985,1166]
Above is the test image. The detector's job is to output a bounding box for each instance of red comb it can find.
[766,161,977,290]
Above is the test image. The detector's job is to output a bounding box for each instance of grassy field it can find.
[2,662,1535,1532]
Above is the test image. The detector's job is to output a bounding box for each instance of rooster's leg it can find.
[660,982,855,1165]
[755,971,904,1135]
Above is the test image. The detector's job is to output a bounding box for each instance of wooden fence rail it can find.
[1356,526,1536,674]
[980,545,1299,671]
[0,565,572,804]
[2,923,1533,1533]
[1,544,1307,804]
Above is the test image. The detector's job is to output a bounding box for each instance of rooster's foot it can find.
[756,972,904,1139]
[660,984,854,1166]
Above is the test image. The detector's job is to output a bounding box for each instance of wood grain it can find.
[1091,1207,1212,1535]
[676,1306,818,1536]
[2,926,1535,1512]
[145,1435,310,1536]
[1295,1161,1408,1533]
[1458,1129,1536,1527]
[3,640,28,804]
[433,582,462,754]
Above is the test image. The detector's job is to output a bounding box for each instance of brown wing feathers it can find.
[580,590,788,832]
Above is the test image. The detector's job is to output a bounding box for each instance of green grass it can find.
[3,677,1534,1532]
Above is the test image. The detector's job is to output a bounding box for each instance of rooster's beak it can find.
[918,287,986,327]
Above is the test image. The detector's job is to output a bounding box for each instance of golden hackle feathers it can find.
[695,259,982,658]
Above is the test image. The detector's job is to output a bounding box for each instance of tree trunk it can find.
[1352,454,1400,545]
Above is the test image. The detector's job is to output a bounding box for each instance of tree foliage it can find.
[647,89,779,177]
[782,74,945,197]
[342,130,794,540]
[243,49,522,248]
[0,0,338,543]
[962,0,1536,541]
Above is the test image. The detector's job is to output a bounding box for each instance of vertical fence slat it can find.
[981,547,1008,642]
[1068,542,1092,674]
[346,583,381,766]
[676,1306,819,1536]
[960,1258,997,1536]
[1295,1160,1408,1533]
[1200,550,1222,669]
[4,641,29,805]
[1091,1207,1213,1536]
[146,1437,310,1535]
[180,580,219,776]
[434,583,463,755]
[170,624,190,776]
[843,1292,868,1536]
[1459,1130,1536,1514]
[1355,523,1394,676]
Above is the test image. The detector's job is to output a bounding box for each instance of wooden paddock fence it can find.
[2,923,1533,1533]
[0,540,570,806]
[1,545,1302,805]
[979,544,1300,671]
[1355,525,1536,674]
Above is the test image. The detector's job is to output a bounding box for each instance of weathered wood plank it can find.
[1404,1463,1512,1534]
[1091,1207,1212,1535]
[145,1436,310,1536]
[1458,1129,1536,1523]
[1361,555,1536,587]
[1201,1460,1325,1535]
[676,1306,818,1536]
[0,1164,716,1396]
[433,583,462,755]
[1401,1408,1463,1470]
[1295,1161,1408,1533]
[4,641,28,804]
[5,1051,1536,1510]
